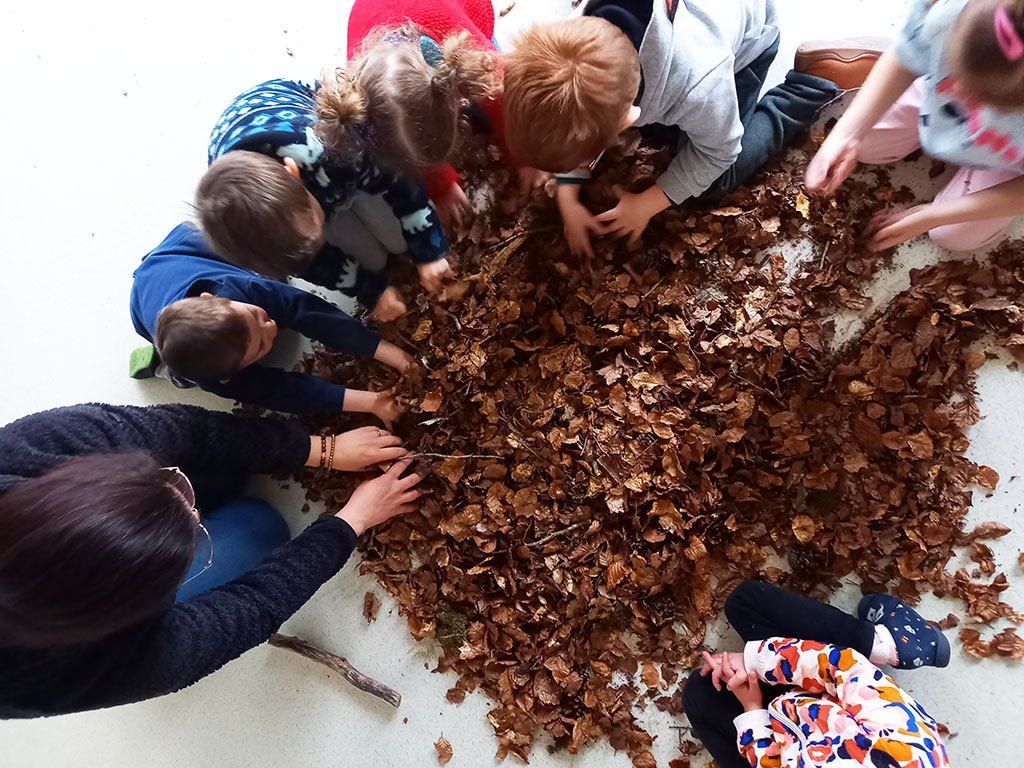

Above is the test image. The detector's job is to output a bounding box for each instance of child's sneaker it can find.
[858,594,951,669]
[129,345,160,379]
[794,37,890,90]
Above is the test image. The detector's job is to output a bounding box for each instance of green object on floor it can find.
[129,345,159,379]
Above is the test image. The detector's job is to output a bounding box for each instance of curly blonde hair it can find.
[316,26,499,175]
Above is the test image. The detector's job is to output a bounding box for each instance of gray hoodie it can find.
[637,0,778,203]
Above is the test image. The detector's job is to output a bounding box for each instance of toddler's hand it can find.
[700,651,747,691]
[330,426,409,472]
[864,203,935,251]
[517,166,550,193]
[372,393,402,429]
[434,184,472,228]
[374,286,407,323]
[595,185,668,245]
[723,654,763,712]
[806,129,861,198]
[418,258,454,294]
[560,198,608,258]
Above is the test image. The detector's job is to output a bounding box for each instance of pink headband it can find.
[995,6,1024,61]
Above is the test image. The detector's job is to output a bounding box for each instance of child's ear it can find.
[621,105,642,130]
[282,157,301,178]
[199,291,214,299]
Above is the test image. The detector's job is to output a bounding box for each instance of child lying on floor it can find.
[806,0,1024,252]
[685,581,950,768]
[130,223,410,419]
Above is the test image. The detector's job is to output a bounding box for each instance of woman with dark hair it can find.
[0,402,422,718]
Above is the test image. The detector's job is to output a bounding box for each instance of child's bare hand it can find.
[374,287,407,323]
[864,203,935,251]
[518,165,550,193]
[331,426,410,472]
[806,129,861,198]
[372,393,402,429]
[434,184,472,228]
[724,656,763,712]
[561,199,608,258]
[418,258,454,294]
[701,651,747,691]
[595,185,669,245]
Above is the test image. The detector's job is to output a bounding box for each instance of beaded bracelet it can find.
[319,434,328,469]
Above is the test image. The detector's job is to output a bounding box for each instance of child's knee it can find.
[724,580,763,626]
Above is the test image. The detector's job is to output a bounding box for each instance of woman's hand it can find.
[336,458,424,535]
[805,128,861,198]
[434,184,472,228]
[330,427,409,472]
[417,257,454,294]
[864,203,936,251]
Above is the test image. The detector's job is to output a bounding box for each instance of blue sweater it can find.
[208,79,449,266]
[130,223,381,413]
[0,403,356,718]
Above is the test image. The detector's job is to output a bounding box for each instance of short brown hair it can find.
[196,151,319,280]
[155,296,250,382]
[949,0,1024,111]
[316,26,499,175]
[504,18,641,172]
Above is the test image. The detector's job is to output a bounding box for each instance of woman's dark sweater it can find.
[0,403,357,718]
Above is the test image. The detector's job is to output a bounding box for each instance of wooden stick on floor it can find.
[268,633,402,709]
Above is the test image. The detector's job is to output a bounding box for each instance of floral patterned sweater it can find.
[734,637,949,768]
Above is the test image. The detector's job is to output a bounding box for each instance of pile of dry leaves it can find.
[297,133,1022,765]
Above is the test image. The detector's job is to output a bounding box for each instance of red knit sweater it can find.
[346,0,510,201]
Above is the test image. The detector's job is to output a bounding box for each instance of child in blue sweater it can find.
[130,223,410,419]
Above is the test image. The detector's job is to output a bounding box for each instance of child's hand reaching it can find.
[372,393,402,429]
[557,185,608,258]
[374,287,407,323]
[805,128,861,198]
[374,340,414,373]
[517,165,551,193]
[700,651,747,691]
[434,184,472,228]
[418,257,454,294]
[864,203,935,251]
[596,185,671,245]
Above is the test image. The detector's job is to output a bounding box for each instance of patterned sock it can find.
[869,625,899,666]
[858,594,951,669]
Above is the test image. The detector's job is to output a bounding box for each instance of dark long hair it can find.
[0,452,198,648]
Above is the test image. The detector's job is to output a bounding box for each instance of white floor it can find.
[1,1,1022,766]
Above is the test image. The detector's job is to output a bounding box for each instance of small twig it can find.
[269,633,401,708]
[818,241,831,270]
[641,278,664,302]
[411,452,503,460]
[526,521,587,549]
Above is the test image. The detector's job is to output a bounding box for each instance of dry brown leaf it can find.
[363,592,381,623]
[977,465,1000,490]
[641,663,660,688]
[434,737,453,765]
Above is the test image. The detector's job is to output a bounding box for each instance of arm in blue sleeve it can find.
[203,366,349,414]
[224,276,381,358]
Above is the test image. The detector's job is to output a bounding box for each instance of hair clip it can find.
[420,35,444,67]
[995,6,1024,61]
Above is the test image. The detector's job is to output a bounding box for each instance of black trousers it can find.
[682,581,877,768]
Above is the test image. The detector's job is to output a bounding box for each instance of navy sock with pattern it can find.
[858,594,951,669]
